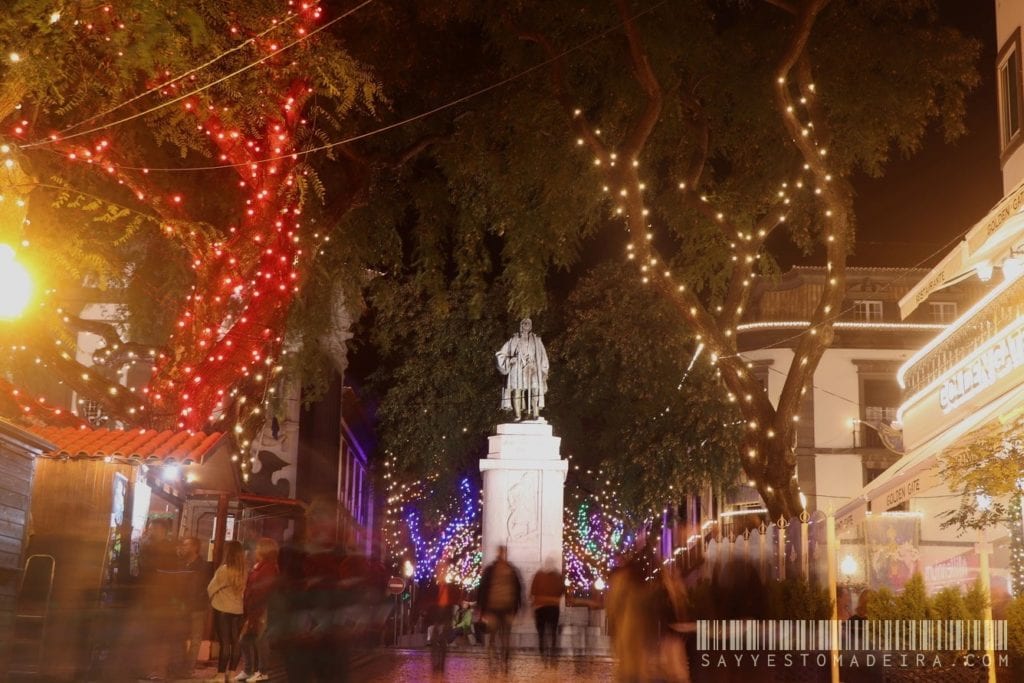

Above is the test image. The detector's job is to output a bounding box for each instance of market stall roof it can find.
[24,425,239,494]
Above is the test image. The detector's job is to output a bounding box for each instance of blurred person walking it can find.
[478,545,523,674]
[137,517,179,680]
[428,563,462,672]
[208,540,247,681]
[237,538,280,682]
[654,564,691,683]
[530,557,564,667]
[176,536,211,678]
[607,553,655,683]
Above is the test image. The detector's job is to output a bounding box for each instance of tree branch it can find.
[615,0,663,158]
[519,30,610,161]
[60,314,164,368]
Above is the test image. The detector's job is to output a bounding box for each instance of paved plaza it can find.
[353,649,614,682]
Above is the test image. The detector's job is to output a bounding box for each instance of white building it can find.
[735,267,981,516]
[669,267,980,560]
[823,0,1024,597]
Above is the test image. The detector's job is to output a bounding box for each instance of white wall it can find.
[741,346,910,450]
[812,348,911,450]
[997,0,1024,192]
[813,453,863,512]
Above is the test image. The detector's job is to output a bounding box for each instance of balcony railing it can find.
[861,406,897,447]
[901,273,1024,396]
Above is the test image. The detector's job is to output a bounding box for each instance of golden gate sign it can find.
[939,316,1024,413]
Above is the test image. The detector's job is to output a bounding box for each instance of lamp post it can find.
[840,554,858,586]
[974,494,996,683]
[402,560,415,636]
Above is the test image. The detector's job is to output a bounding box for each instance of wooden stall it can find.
[0,420,54,676]
[13,426,238,680]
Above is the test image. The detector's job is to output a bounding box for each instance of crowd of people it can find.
[116,529,756,682]
[99,502,388,683]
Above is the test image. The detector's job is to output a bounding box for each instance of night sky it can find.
[848,1,1002,268]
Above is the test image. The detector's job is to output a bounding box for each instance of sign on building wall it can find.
[938,316,1024,413]
[901,315,1024,451]
[865,514,920,592]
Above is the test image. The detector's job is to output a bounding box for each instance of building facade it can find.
[824,0,1024,597]
[737,267,981,515]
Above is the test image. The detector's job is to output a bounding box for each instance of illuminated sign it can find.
[938,317,1024,413]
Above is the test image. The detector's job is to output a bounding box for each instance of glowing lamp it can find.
[0,244,31,319]
[840,555,858,578]
[593,577,606,591]
[1005,255,1024,281]
[402,560,415,579]
[162,464,181,482]
[976,261,994,282]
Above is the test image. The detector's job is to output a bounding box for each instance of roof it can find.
[26,425,226,464]
[789,265,929,274]
[0,418,58,456]
[898,176,1024,318]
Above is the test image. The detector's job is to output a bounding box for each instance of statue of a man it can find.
[496,318,549,421]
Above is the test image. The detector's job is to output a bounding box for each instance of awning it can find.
[835,379,1024,520]
[898,177,1024,318]
[24,425,240,495]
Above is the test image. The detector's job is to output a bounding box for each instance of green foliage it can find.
[688,574,829,620]
[895,573,932,621]
[940,424,1024,533]
[930,586,969,623]
[766,578,832,620]
[360,277,509,496]
[864,575,993,652]
[374,0,981,310]
[867,587,898,621]
[1008,595,1024,658]
[963,578,988,622]
[552,260,742,517]
[0,1,383,415]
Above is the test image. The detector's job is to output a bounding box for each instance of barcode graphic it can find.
[696,620,1008,652]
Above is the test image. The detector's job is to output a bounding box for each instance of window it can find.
[860,379,900,448]
[999,29,1024,154]
[853,300,883,322]
[928,301,957,324]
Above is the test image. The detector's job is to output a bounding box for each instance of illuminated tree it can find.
[0,3,429,479]
[941,425,1024,597]
[367,0,979,518]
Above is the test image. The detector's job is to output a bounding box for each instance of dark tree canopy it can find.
[344,0,980,517]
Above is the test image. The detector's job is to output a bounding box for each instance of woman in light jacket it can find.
[208,540,246,679]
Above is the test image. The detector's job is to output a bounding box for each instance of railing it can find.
[861,406,897,448]
[901,273,1024,396]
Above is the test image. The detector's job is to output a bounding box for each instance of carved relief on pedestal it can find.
[505,470,541,561]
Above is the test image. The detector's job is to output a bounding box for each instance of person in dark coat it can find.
[238,537,280,681]
[477,545,523,674]
[176,536,210,677]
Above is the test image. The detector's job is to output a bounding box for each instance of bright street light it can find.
[840,554,858,578]
[0,244,31,319]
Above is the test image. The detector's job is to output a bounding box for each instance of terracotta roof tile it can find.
[24,425,226,464]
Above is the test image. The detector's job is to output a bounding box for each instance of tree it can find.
[368,0,979,518]
[0,3,425,476]
[358,256,742,519]
[552,260,741,516]
[940,423,1024,596]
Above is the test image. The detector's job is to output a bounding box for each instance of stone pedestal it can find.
[480,421,567,591]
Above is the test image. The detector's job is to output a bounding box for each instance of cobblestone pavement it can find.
[355,649,614,683]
